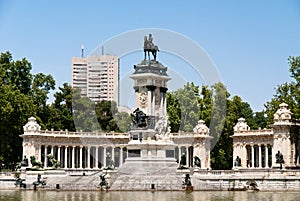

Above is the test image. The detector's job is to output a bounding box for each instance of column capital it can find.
[159,87,168,93]
[146,85,156,91]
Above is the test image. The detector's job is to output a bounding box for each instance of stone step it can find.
[110,161,183,190]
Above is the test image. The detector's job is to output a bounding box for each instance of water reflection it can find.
[0,190,300,201]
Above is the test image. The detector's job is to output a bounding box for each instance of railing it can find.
[195,169,300,176]
[171,132,210,137]
[234,129,273,135]
[34,130,129,137]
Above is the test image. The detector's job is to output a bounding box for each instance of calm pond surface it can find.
[0,190,300,201]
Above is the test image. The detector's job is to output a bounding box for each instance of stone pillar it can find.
[151,91,155,116]
[79,146,83,169]
[87,146,91,169]
[64,146,68,169]
[160,91,164,115]
[251,145,254,168]
[72,146,75,169]
[95,146,99,169]
[44,145,48,168]
[265,145,269,168]
[258,144,262,168]
[37,144,41,161]
[178,146,181,163]
[57,146,61,164]
[50,145,53,155]
[163,93,167,116]
[120,147,123,167]
[186,146,189,167]
[112,147,115,165]
[103,147,107,167]
[148,90,152,115]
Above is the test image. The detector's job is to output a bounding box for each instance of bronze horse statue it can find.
[144,34,159,61]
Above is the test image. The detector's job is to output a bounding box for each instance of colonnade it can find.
[37,145,127,169]
[246,144,271,168]
[176,146,194,167]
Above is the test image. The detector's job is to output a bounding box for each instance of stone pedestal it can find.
[126,129,177,164]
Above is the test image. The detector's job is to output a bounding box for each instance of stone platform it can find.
[110,161,183,190]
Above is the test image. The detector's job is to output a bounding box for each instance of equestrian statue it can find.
[144,33,159,61]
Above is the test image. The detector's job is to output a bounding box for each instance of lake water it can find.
[0,190,300,201]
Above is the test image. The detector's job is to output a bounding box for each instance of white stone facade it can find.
[21,117,212,170]
[232,103,300,169]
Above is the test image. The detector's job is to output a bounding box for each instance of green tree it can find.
[114,112,132,133]
[95,100,118,132]
[46,83,75,131]
[0,51,55,169]
[166,92,181,132]
[72,89,99,132]
[265,56,300,125]
[170,82,200,132]
[0,85,36,168]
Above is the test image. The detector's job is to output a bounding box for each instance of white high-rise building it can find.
[71,55,119,104]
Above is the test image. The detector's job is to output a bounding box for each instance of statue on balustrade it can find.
[15,156,29,171]
[30,156,43,169]
[105,152,114,170]
[234,156,241,167]
[178,153,188,169]
[47,154,60,169]
[275,150,284,169]
[194,156,201,168]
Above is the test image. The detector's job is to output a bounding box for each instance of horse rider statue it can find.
[144,33,159,61]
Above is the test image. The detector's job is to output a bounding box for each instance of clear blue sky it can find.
[0,1,300,112]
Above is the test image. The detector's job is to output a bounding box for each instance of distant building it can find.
[71,55,119,104]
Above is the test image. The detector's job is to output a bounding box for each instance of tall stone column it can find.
[79,146,83,169]
[44,145,48,168]
[95,146,99,169]
[103,147,107,167]
[120,147,123,167]
[112,147,115,166]
[57,146,61,165]
[37,144,41,161]
[163,93,167,116]
[258,144,262,168]
[50,145,53,156]
[87,146,91,169]
[147,90,152,115]
[160,91,164,115]
[265,144,269,168]
[72,146,75,169]
[64,146,68,169]
[152,90,155,116]
[186,146,189,167]
[251,145,254,168]
[178,146,181,163]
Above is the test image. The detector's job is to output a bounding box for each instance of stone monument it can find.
[124,34,176,170]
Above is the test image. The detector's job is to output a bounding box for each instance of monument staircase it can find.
[26,170,104,190]
[110,162,183,190]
